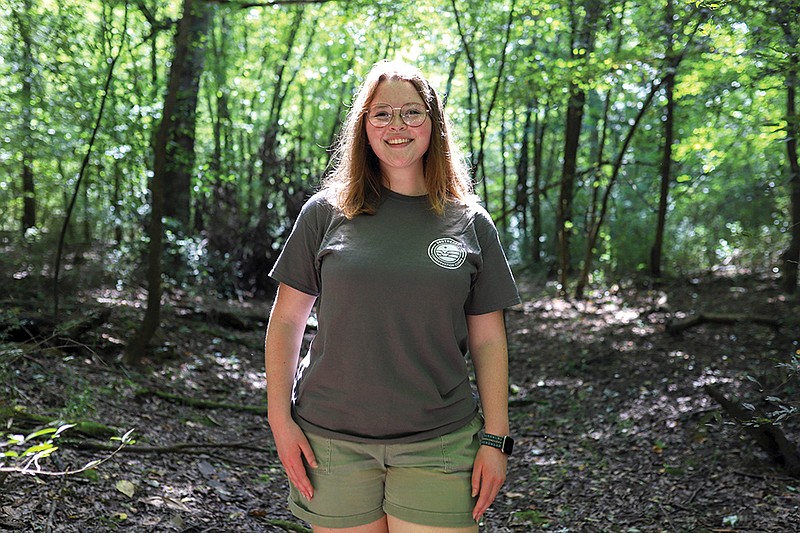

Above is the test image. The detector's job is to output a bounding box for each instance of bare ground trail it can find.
[2,272,799,532]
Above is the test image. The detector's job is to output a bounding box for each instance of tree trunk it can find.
[162,0,214,232]
[450,0,516,205]
[575,78,662,298]
[556,0,602,296]
[15,1,36,234]
[532,105,547,263]
[514,102,533,243]
[780,18,800,293]
[124,0,211,365]
[199,13,234,242]
[650,0,676,279]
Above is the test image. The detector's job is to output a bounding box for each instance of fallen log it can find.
[0,307,111,350]
[667,312,780,335]
[136,388,267,414]
[705,384,800,478]
[66,439,271,455]
[0,406,117,439]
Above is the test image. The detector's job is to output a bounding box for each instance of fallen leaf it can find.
[115,480,135,498]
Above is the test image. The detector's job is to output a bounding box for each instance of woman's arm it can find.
[265,283,318,500]
[466,309,510,522]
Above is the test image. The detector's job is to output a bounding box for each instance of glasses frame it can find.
[365,102,430,128]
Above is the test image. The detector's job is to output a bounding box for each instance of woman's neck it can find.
[381,166,427,196]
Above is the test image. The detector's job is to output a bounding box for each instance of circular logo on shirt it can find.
[428,238,467,269]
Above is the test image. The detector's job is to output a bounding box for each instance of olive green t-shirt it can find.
[269,188,520,443]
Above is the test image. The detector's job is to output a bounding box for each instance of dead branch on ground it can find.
[705,384,800,478]
[667,312,780,335]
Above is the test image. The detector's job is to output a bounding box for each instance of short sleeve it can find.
[268,193,332,296]
[464,209,520,315]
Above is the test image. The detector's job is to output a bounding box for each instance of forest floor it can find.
[2,269,800,532]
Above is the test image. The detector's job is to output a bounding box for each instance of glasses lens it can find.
[368,104,393,127]
[401,103,427,126]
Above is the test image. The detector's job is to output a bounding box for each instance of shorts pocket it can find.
[440,414,482,474]
[304,431,332,474]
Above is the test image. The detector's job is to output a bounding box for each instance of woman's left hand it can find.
[471,445,508,522]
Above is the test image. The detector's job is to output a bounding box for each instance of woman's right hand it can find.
[270,418,318,501]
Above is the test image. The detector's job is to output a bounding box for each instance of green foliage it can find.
[743,349,800,429]
[512,508,551,527]
[0,420,134,477]
[0,0,797,293]
[1,422,73,466]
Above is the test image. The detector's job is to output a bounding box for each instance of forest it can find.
[1,0,799,531]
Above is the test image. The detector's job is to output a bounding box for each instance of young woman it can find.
[265,60,519,532]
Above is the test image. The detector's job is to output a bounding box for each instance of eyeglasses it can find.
[365,102,429,128]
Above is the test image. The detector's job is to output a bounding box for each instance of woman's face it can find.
[365,79,432,181]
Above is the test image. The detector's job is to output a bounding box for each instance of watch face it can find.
[502,436,514,455]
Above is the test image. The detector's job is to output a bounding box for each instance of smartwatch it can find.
[480,433,514,456]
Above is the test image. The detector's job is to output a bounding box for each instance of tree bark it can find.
[650,0,676,279]
[14,1,36,235]
[162,0,214,231]
[125,0,211,365]
[514,102,533,243]
[779,9,800,293]
[532,104,548,264]
[557,0,602,296]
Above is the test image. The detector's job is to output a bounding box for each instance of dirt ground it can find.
[2,271,799,532]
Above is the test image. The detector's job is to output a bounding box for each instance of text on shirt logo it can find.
[428,238,467,269]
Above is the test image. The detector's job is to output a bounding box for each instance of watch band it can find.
[480,433,514,455]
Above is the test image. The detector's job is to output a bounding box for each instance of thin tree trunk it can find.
[575,79,661,298]
[257,6,307,189]
[500,107,508,233]
[650,0,676,278]
[52,5,127,317]
[532,103,548,264]
[556,0,602,296]
[162,0,214,231]
[515,103,533,237]
[14,1,36,234]
[450,0,517,206]
[780,17,800,293]
[125,0,208,365]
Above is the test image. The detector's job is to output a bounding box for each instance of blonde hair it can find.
[322,60,473,218]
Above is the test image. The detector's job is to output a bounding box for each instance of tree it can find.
[773,2,800,293]
[650,0,677,278]
[556,0,603,295]
[162,0,214,233]
[12,0,36,235]
[125,0,213,365]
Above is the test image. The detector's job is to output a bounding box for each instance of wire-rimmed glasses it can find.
[366,102,429,128]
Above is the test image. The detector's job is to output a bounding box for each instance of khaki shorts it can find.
[288,414,483,528]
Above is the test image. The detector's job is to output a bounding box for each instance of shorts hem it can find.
[384,500,478,528]
[289,499,385,529]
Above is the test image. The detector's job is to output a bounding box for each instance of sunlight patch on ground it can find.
[691,368,735,388]
[243,369,266,391]
[93,288,148,308]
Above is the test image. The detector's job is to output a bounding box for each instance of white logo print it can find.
[428,238,467,269]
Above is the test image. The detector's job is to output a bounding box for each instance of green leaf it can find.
[54,423,77,438]
[25,427,58,441]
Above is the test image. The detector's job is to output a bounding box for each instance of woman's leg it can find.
[313,516,389,533]
[386,515,478,533]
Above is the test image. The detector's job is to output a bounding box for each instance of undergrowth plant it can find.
[0,422,135,481]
